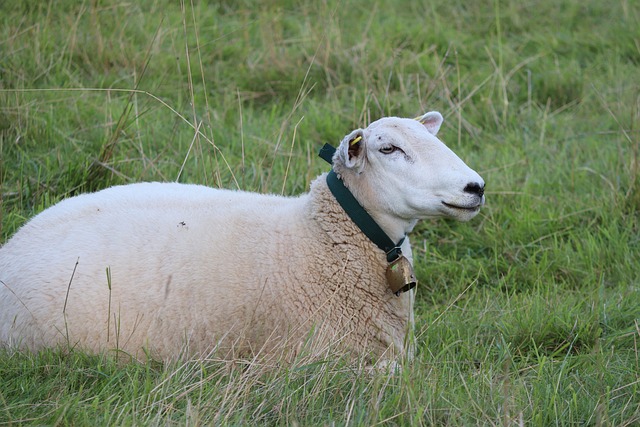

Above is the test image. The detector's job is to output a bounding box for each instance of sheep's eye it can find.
[379,145,397,154]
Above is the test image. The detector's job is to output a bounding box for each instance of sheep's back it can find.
[0,182,308,357]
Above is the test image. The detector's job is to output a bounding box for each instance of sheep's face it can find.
[334,112,485,224]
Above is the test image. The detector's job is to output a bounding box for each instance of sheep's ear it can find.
[337,129,366,171]
[416,111,443,135]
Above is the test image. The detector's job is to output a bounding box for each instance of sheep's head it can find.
[332,112,484,234]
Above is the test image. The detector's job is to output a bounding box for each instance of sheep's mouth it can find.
[441,201,482,212]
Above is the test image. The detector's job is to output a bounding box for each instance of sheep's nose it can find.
[464,182,485,197]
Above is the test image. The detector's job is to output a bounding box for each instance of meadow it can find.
[1,0,639,425]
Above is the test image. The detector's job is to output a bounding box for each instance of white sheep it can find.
[0,112,484,363]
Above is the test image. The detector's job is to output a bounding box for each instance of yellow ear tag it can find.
[350,136,362,146]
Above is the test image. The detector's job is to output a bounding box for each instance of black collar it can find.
[318,143,405,263]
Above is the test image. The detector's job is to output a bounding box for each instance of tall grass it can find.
[1,0,639,425]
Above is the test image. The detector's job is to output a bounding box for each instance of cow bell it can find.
[385,255,417,295]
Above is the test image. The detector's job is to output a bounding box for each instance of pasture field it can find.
[1,0,639,425]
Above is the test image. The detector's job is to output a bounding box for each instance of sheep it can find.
[0,112,485,364]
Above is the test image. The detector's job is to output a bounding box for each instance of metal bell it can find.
[385,255,417,295]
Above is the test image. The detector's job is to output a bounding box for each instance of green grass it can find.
[1,0,639,425]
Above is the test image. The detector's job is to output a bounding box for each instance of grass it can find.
[1,0,639,425]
